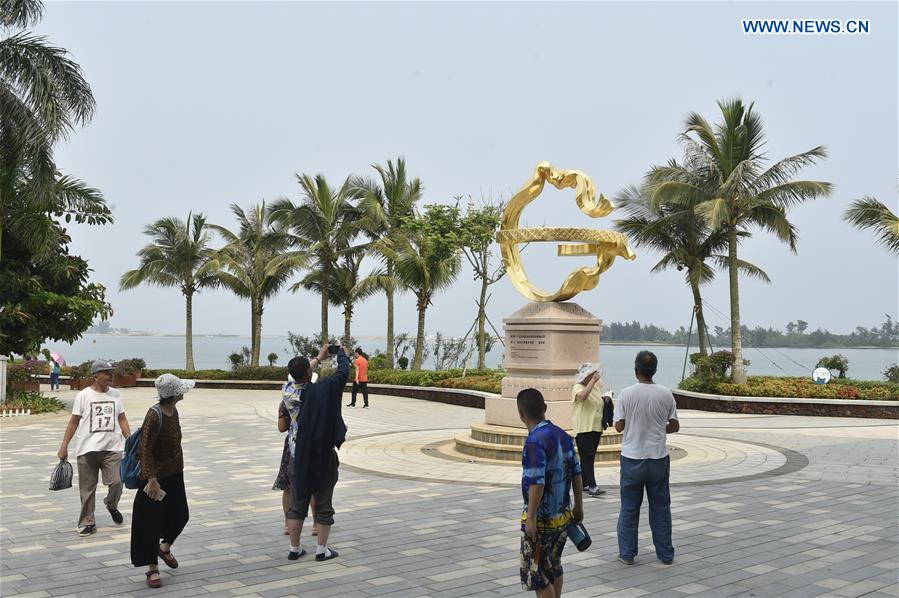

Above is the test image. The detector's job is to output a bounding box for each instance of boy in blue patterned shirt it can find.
[518,388,584,597]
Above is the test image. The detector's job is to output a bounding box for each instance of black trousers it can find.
[130,472,189,567]
[576,431,603,488]
[350,381,369,406]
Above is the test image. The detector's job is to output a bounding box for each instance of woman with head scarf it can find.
[130,373,194,588]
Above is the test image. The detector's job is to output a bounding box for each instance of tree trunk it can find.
[477,274,488,370]
[386,263,395,368]
[728,230,747,383]
[412,296,427,371]
[343,303,352,349]
[690,280,708,356]
[250,299,262,367]
[321,272,329,344]
[185,292,195,371]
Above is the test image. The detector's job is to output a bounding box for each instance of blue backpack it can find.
[120,404,163,489]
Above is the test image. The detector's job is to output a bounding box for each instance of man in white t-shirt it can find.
[612,350,679,566]
[57,360,131,536]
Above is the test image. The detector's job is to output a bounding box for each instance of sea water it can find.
[43,334,898,391]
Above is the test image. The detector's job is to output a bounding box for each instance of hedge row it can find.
[142,367,505,394]
[679,376,898,401]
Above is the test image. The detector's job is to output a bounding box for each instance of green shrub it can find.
[70,360,93,379]
[883,363,899,383]
[689,351,736,383]
[3,390,66,413]
[397,356,409,370]
[144,367,290,381]
[435,375,502,394]
[6,363,34,384]
[679,375,898,400]
[140,366,506,393]
[368,353,391,370]
[115,358,145,376]
[817,354,849,378]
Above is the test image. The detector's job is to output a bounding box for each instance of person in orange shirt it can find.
[347,348,369,408]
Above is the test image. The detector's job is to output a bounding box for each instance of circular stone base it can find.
[453,421,623,461]
[340,429,794,487]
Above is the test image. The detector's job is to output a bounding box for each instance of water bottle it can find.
[566,519,592,551]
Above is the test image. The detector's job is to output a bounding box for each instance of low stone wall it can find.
[128,378,491,409]
[673,389,899,419]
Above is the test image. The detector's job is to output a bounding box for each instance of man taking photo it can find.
[285,344,349,562]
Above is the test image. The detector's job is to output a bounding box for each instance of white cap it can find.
[576,362,601,384]
[154,373,195,399]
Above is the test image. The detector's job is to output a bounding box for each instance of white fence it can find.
[0,409,31,417]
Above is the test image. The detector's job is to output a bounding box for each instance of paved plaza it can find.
[1,386,897,598]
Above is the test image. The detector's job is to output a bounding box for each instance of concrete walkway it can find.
[1,386,896,597]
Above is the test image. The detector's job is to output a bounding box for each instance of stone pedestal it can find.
[452,302,622,462]
[486,302,601,430]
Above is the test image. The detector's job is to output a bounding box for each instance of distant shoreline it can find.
[77,333,898,351]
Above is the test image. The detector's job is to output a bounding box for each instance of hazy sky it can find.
[44,1,897,339]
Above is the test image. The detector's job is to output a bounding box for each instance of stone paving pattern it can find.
[1,386,897,597]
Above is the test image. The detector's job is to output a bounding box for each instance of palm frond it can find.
[694,197,732,230]
[750,146,828,193]
[0,0,44,28]
[752,180,832,211]
[746,204,799,251]
[844,196,899,255]
[711,255,771,283]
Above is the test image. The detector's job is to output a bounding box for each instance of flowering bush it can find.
[679,375,898,401]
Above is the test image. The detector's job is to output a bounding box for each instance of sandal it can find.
[158,546,179,569]
[145,571,162,588]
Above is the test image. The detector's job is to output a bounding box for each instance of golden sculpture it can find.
[496,162,636,302]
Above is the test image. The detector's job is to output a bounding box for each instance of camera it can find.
[327,345,340,355]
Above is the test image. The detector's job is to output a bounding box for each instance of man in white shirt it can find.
[57,360,131,536]
[613,351,679,565]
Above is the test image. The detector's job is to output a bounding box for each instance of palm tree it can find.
[296,249,375,347]
[651,99,832,383]
[616,180,769,355]
[844,196,899,255]
[208,202,307,367]
[352,158,422,367]
[270,174,361,342]
[0,0,110,259]
[393,205,462,370]
[120,213,219,371]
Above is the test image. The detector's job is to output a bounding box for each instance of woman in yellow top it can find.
[572,362,608,497]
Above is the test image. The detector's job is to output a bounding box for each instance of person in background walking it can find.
[614,350,679,566]
[571,363,609,498]
[57,359,130,536]
[49,358,62,391]
[130,374,194,588]
[347,347,369,409]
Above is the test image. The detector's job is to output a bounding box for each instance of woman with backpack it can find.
[130,373,194,588]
